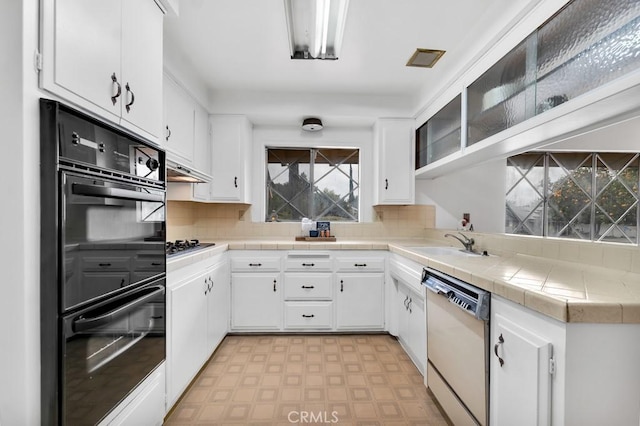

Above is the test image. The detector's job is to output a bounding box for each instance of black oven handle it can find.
[73,285,165,332]
[72,183,164,203]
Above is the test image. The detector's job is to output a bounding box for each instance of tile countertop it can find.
[167,238,640,324]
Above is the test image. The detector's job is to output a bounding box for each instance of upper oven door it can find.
[61,171,166,311]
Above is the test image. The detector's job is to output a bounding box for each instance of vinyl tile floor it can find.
[164,334,449,425]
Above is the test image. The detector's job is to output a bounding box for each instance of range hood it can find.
[166,158,211,183]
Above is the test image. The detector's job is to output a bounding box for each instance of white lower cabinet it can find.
[167,269,208,406]
[397,283,426,375]
[490,312,552,426]
[389,255,427,375]
[167,253,228,409]
[231,273,282,330]
[335,273,385,330]
[206,260,229,354]
[491,295,640,426]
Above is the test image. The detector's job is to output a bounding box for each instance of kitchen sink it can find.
[408,246,482,257]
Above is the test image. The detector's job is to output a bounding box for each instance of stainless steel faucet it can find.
[444,232,475,252]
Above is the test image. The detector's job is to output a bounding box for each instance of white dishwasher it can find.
[422,267,490,426]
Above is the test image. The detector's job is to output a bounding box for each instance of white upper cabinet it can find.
[41,0,164,142]
[373,118,415,205]
[120,0,163,140]
[210,115,252,203]
[163,75,195,164]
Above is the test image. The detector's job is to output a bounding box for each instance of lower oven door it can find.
[427,290,488,425]
[61,279,166,426]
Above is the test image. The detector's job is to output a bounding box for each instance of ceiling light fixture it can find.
[284,0,350,60]
[406,48,446,68]
[302,117,323,131]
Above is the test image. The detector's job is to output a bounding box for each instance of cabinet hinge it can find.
[549,357,556,376]
[34,49,43,71]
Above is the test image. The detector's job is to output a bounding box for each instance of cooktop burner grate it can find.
[166,239,215,256]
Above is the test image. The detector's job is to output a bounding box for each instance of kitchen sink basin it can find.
[408,246,482,257]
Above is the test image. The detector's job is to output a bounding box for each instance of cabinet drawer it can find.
[335,257,385,272]
[231,257,281,272]
[284,258,332,271]
[284,302,333,329]
[284,273,333,300]
[133,257,165,271]
[82,256,131,271]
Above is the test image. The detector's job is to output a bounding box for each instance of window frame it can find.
[265,146,361,222]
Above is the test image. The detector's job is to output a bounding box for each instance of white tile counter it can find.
[167,238,640,323]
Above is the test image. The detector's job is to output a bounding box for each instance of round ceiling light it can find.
[302,117,323,131]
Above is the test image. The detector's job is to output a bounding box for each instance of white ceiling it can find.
[163,0,535,127]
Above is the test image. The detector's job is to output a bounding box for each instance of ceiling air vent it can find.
[406,49,446,68]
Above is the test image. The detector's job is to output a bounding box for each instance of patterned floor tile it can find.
[163,334,449,425]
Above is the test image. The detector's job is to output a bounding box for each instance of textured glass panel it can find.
[547,154,593,239]
[467,37,536,145]
[536,0,640,113]
[594,153,639,243]
[416,95,461,168]
[505,154,545,235]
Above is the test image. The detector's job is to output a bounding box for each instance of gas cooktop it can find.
[166,239,215,257]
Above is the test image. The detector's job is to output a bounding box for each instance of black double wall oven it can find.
[40,99,166,425]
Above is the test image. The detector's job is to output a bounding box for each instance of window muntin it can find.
[266,148,359,222]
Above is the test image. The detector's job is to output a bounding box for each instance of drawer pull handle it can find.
[302,263,315,267]
[249,263,262,267]
[151,262,162,266]
[494,333,505,367]
[99,263,112,267]
[301,285,315,289]
[340,279,344,292]
[273,279,277,292]
[302,314,315,318]
[354,263,367,267]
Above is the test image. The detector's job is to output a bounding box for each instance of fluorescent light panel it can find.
[284,0,349,60]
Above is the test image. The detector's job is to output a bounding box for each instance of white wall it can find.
[0,0,41,424]
[415,158,506,233]
[251,125,374,222]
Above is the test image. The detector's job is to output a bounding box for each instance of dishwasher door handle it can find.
[426,282,449,296]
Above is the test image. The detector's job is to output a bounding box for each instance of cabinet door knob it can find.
[125,82,135,112]
[110,72,121,105]
[494,333,505,367]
